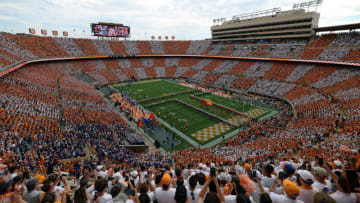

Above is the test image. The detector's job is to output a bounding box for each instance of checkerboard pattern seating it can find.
[244,108,267,118]
[191,122,232,142]
[226,115,249,126]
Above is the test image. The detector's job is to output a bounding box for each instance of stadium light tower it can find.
[293,0,323,12]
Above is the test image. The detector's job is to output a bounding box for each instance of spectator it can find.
[154,173,176,203]
[296,170,318,203]
[74,178,90,203]
[23,178,44,203]
[92,178,113,203]
[312,167,331,192]
[313,191,336,203]
[269,179,303,203]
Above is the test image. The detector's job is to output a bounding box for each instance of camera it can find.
[210,168,216,177]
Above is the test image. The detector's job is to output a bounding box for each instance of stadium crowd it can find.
[1,146,359,203]
[0,32,360,203]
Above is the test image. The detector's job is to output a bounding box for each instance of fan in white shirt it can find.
[154,173,176,203]
[269,178,304,203]
[296,170,318,203]
[91,178,113,203]
[261,164,276,188]
[186,175,201,203]
[330,176,357,203]
[312,167,331,192]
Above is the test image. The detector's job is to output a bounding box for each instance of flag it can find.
[149,113,155,120]
[200,100,207,106]
[138,120,143,127]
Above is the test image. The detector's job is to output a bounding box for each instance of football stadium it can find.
[0,0,360,202]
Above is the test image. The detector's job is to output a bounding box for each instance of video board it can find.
[92,24,130,37]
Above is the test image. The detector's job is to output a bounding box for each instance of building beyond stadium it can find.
[211,8,320,42]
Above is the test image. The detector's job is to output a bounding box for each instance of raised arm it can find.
[198,175,212,200]
[255,176,266,194]
[213,174,225,203]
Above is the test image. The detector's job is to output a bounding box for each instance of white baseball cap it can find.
[297,170,315,183]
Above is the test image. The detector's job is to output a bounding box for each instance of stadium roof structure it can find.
[315,23,360,32]
[96,22,124,26]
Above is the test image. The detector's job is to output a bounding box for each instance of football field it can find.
[112,79,276,148]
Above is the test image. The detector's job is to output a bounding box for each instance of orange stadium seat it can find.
[98,69,119,83]
[122,68,138,79]
[73,38,100,56]
[163,41,191,54]
[202,59,224,71]
[284,86,315,100]
[129,58,143,68]
[136,41,153,54]
[204,73,221,84]
[297,65,337,86]
[322,74,360,94]
[178,58,201,67]
[108,40,128,55]
[341,49,360,62]
[227,61,255,76]
[299,48,324,59]
[217,44,235,56]
[4,33,68,57]
[103,59,120,69]
[165,66,177,78]
[249,45,271,57]
[144,67,157,78]
[153,57,166,67]
[230,77,256,90]
[181,69,197,77]
[263,62,297,82]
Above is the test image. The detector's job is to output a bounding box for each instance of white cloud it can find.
[0,0,359,39]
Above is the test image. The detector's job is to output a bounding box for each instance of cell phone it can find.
[345,169,360,192]
[307,164,312,171]
[125,189,135,196]
[279,171,284,181]
[210,167,216,177]
[318,158,323,166]
[94,191,99,200]
[252,170,257,178]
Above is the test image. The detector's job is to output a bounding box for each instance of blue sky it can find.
[0,0,359,40]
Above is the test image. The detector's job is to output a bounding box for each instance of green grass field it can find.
[147,101,219,134]
[111,79,276,148]
[113,80,191,101]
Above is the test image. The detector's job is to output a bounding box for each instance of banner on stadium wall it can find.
[29,28,36,34]
[63,31,69,37]
[41,29,47,35]
[52,30,58,36]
